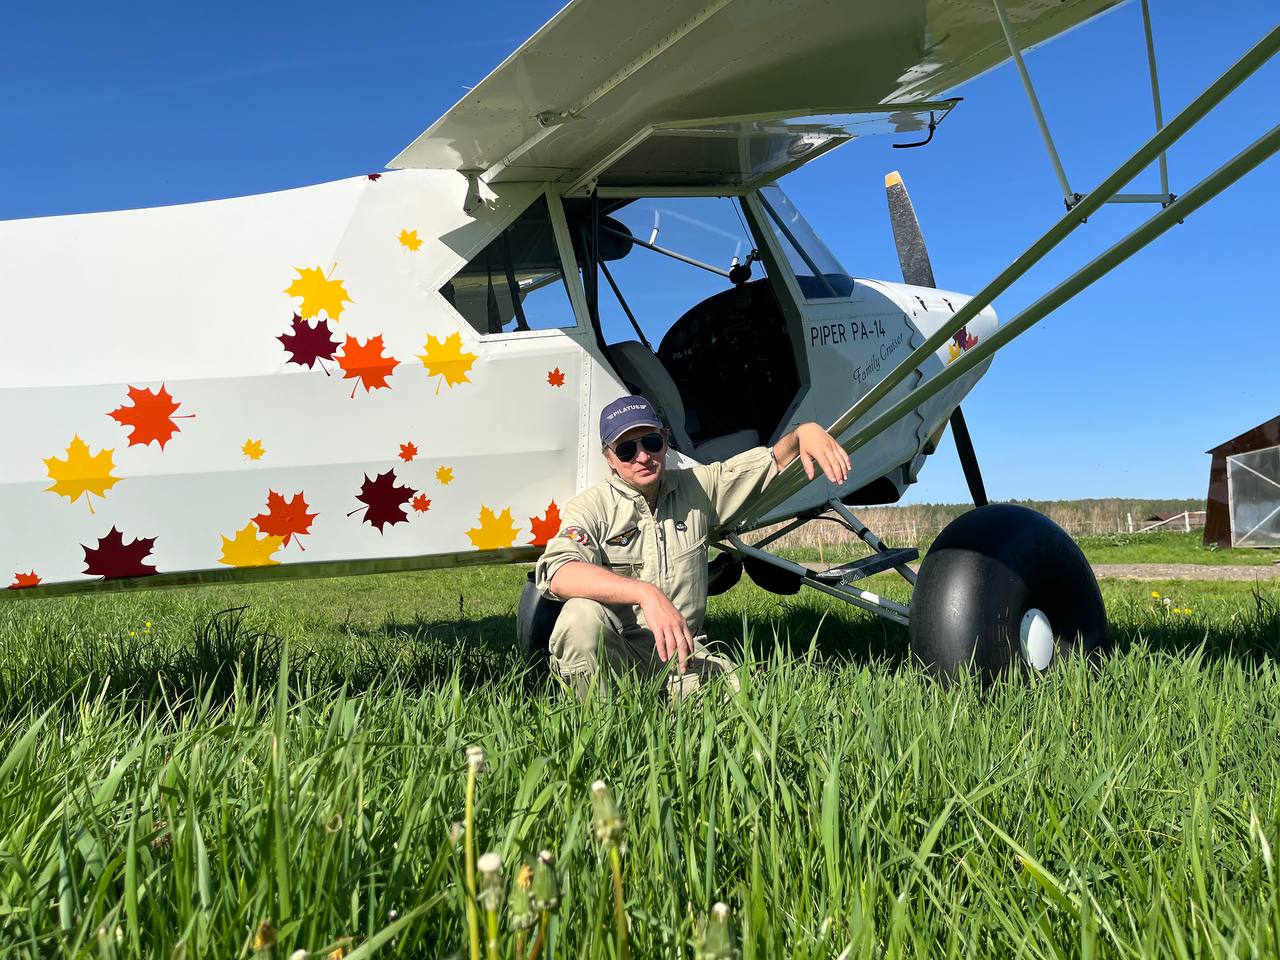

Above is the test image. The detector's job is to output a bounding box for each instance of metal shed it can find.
[1204,415,1280,548]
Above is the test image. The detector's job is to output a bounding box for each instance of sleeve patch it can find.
[560,526,593,546]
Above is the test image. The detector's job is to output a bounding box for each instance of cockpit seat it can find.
[605,341,760,463]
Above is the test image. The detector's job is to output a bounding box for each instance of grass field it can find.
[2,557,1279,958]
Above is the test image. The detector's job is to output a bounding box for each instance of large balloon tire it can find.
[908,504,1109,683]
[516,572,562,668]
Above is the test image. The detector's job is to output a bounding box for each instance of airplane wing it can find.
[389,0,1124,184]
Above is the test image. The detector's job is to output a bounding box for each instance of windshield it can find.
[757,185,852,299]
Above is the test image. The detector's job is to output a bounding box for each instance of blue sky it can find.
[3,1,1276,503]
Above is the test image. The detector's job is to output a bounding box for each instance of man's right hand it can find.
[638,582,694,670]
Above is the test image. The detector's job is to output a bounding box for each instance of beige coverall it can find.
[534,445,778,697]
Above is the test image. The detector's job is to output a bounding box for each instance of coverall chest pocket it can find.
[665,511,709,625]
[603,527,644,578]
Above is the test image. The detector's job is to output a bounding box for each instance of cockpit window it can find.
[578,195,767,346]
[757,185,853,300]
[441,196,578,335]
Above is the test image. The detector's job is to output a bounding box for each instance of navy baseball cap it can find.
[599,395,663,446]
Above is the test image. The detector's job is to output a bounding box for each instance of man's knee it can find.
[549,598,611,669]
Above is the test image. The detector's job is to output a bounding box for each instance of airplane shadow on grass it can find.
[4,591,1277,716]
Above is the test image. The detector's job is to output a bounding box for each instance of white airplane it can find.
[3,1,1277,681]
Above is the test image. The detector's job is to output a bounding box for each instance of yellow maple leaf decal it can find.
[466,505,518,550]
[218,522,284,567]
[418,333,477,394]
[242,438,265,461]
[399,229,422,251]
[947,342,962,364]
[44,435,120,512]
[435,465,454,485]
[285,265,352,322]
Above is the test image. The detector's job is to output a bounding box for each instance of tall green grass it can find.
[1,567,1278,957]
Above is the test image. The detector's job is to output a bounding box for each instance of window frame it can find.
[438,186,594,344]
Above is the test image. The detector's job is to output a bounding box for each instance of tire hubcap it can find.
[1020,608,1055,671]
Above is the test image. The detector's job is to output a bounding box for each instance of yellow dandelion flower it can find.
[1150,591,1160,599]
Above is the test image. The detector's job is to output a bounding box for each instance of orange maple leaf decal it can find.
[467,505,518,550]
[411,493,431,513]
[399,441,418,462]
[252,490,317,549]
[8,571,41,589]
[547,368,565,388]
[529,501,561,546]
[338,334,399,397]
[44,436,120,512]
[399,229,422,251]
[285,265,352,322]
[108,384,195,449]
[435,466,454,485]
[242,438,265,461]
[418,333,477,393]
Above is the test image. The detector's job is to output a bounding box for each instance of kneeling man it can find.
[535,395,850,698]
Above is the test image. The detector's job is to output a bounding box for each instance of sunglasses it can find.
[611,431,666,463]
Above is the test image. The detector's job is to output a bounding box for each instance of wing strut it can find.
[992,0,1176,209]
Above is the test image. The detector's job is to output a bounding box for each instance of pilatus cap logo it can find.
[605,527,640,547]
[561,526,593,546]
[599,394,663,446]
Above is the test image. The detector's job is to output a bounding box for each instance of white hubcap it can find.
[1020,608,1055,671]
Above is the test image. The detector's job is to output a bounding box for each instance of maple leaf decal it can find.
[278,314,339,372]
[399,229,422,251]
[219,522,284,568]
[338,334,399,397]
[467,505,518,550]
[399,441,418,462]
[108,384,194,449]
[411,493,431,513]
[252,490,317,549]
[45,436,120,512]
[285,265,352,322]
[83,527,157,579]
[366,173,382,181]
[547,368,566,388]
[8,571,41,589]
[528,501,561,547]
[243,439,265,461]
[435,466,454,485]
[350,470,415,532]
[418,333,477,393]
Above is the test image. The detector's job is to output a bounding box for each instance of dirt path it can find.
[1090,563,1280,581]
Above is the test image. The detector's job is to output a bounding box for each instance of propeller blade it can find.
[885,171,988,506]
[885,170,936,288]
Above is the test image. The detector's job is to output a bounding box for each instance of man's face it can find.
[604,425,667,496]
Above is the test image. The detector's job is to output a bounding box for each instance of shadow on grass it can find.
[4,587,1276,717]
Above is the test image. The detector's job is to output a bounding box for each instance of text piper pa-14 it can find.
[3,1,1278,681]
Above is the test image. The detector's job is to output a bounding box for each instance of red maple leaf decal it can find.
[8,571,41,589]
[279,314,340,371]
[411,493,431,513]
[399,441,418,462]
[350,470,415,532]
[547,368,565,388]
[338,334,399,397]
[252,490,317,549]
[82,527,158,579]
[108,384,194,449]
[366,173,382,181]
[529,501,561,546]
